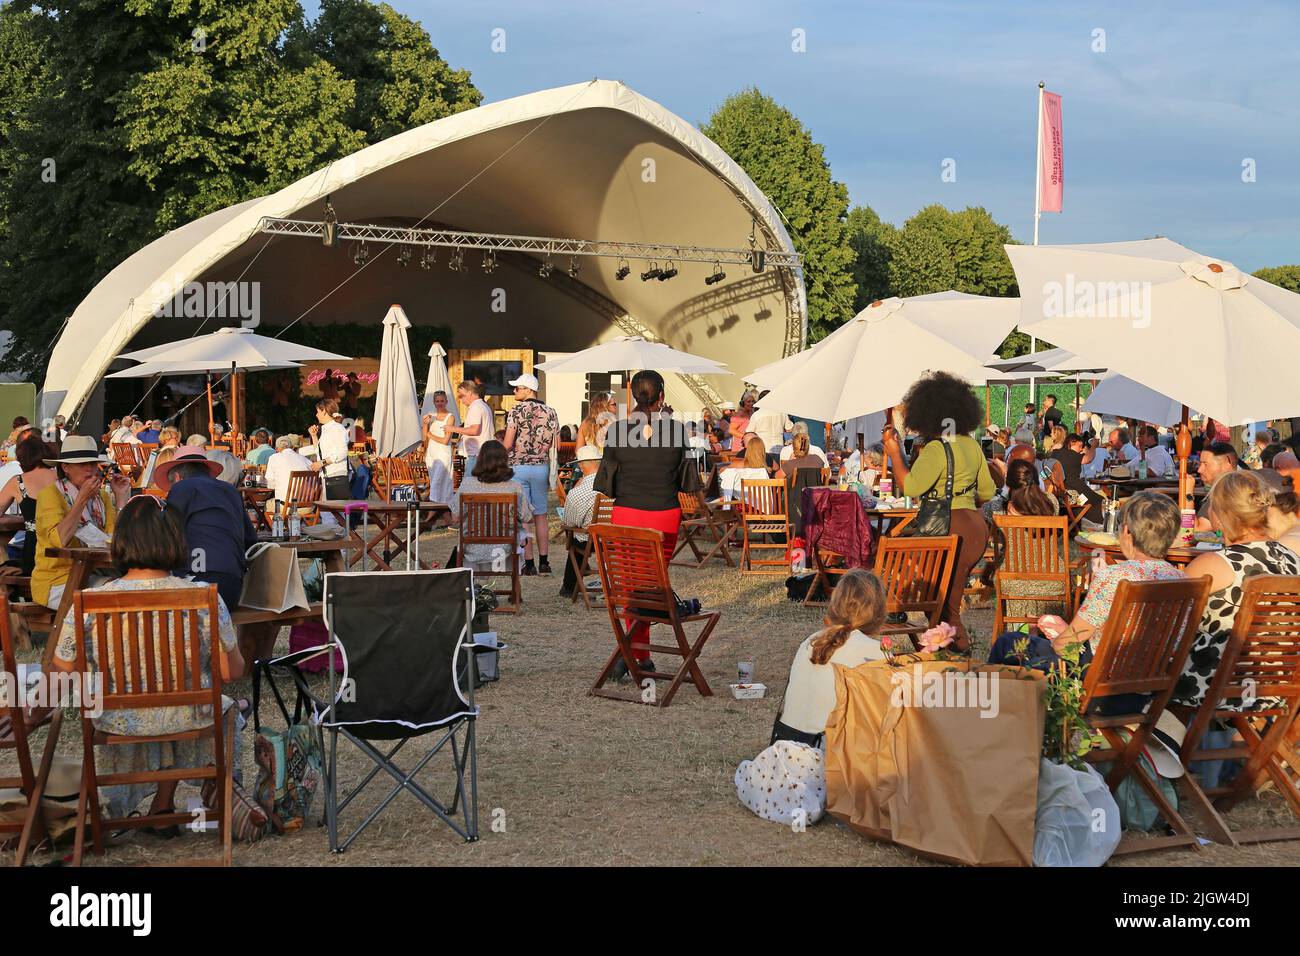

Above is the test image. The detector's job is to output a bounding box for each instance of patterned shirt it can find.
[562,473,599,541]
[505,399,560,466]
[1078,559,1186,647]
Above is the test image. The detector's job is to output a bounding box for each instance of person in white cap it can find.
[558,444,603,599]
[503,372,559,575]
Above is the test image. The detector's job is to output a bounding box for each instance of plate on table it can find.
[1078,531,1119,547]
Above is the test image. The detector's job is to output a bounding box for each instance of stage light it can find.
[658,261,678,281]
[568,256,580,278]
[482,250,497,273]
[615,258,630,280]
[641,262,662,281]
[396,246,412,268]
[419,248,435,270]
[750,248,766,273]
[352,240,370,266]
[705,263,726,285]
[449,248,466,273]
[539,254,554,278]
[322,196,338,247]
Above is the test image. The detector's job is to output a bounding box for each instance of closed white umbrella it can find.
[421,341,460,425]
[372,305,424,458]
[533,335,727,375]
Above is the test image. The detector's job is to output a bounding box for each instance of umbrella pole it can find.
[984,385,990,428]
[230,361,238,441]
[880,406,894,486]
[206,373,215,440]
[1176,404,1193,544]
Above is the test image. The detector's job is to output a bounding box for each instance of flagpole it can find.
[1029,81,1045,407]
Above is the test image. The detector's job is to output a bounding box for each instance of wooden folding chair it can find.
[671,490,737,569]
[873,535,959,642]
[455,493,522,613]
[588,524,719,708]
[110,443,143,483]
[567,493,615,608]
[1079,576,1212,856]
[738,478,791,575]
[406,455,431,499]
[372,456,418,503]
[991,515,1074,635]
[283,470,323,525]
[69,585,234,866]
[453,455,465,490]
[1176,575,1300,846]
[0,593,51,852]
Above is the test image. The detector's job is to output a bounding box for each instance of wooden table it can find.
[318,499,450,572]
[40,546,116,668]
[863,505,919,538]
[1075,537,1208,567]
[240,486,275,531]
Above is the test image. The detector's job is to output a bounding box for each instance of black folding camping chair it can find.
[254,567,484,851]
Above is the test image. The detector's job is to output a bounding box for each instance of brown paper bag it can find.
[238,543,309,613]
[824,655,1046,867]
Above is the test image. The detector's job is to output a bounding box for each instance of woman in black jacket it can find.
[595,370,690,676]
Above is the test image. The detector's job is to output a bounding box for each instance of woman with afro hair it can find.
[881,371,996,652]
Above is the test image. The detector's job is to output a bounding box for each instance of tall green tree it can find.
[0,0,479,378]
[886,204,1018,298]
[1254,265,1300,294]
[845,204,894,311]
[702,88,857,342]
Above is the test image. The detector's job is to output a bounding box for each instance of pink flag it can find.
[1038,90,1063,212]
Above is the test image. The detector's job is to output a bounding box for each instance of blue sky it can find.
[313,0,1300,270]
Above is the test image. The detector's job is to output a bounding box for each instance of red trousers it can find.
[610,505,681,661]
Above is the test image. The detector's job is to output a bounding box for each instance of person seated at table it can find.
[720,436,771,502]
[1260,441,1290,470]
[779,422,828,468]
[558,445,603,600]
[142,445,177,493]
[31,437,131,610]
[1244,428,1277,469]
[1193,441,1242,531]
[1173,472,1300,707]
[102,419,121,447]
[244,429,274,467]
[1136,425,1175,477]
[185,433,210,449]
[205,449,244,486]
[989,491,1185,669]
[779,431,825,482]
[449,440,534,573]
[156,426,181,449]
[264,435,314,514]
[983,458,1061,520]
[0,433,58,574]
[1106,428,1140,469]
[1051,432,1106,523]
[1269,449,1300,487]
[50,496,245,824]
[137,420,161,445]
[157,447,257,611]
[1252,468,1300,552]
[1004,428,1036,461]
[109,416,138,445]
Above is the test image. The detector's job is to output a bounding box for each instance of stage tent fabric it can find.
[43,79,805,427]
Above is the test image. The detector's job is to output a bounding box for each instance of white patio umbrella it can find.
[372,305,424,458]
[751,291,1020,390]
[108,326,349,437]
[533,335,728,376]
[1008,237,1300,514]
[420,341,460,425]
[1083,373,1186,427]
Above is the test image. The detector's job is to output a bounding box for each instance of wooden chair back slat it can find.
[592,493,616,526]
[285,470,322,505]
[873,535,959,624]
[459,493,518,544]
[1081,577,1211,705]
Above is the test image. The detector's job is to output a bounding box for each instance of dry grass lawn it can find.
[5,517,1300,868]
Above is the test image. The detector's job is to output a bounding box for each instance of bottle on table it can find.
[288,501,302,539]
[271,503,284,540]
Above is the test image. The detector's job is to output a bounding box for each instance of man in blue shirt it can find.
[137,419,161,444]
[155,446,258,611]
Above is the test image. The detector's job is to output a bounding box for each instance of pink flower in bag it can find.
[918,621,957,654]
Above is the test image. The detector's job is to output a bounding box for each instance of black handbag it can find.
[901,440,955,537]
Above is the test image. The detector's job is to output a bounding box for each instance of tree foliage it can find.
[0,0,479,378]
[702,88,857,342]
[1254,265,1300,294]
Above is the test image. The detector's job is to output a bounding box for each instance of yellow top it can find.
[30,482,118,606]
[902,435,995,511]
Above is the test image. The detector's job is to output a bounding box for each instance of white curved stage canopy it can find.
[44,79,805,423]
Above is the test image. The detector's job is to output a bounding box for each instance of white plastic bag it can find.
[1033,758,1121,867]
[735,740,825,826]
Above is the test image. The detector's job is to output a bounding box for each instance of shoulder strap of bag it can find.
[919,440,956,501]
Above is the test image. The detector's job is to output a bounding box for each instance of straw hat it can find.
[152,445,223,490]
[572,444,603,464]
[1123,711,1186,779]
[43,435,109,466]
